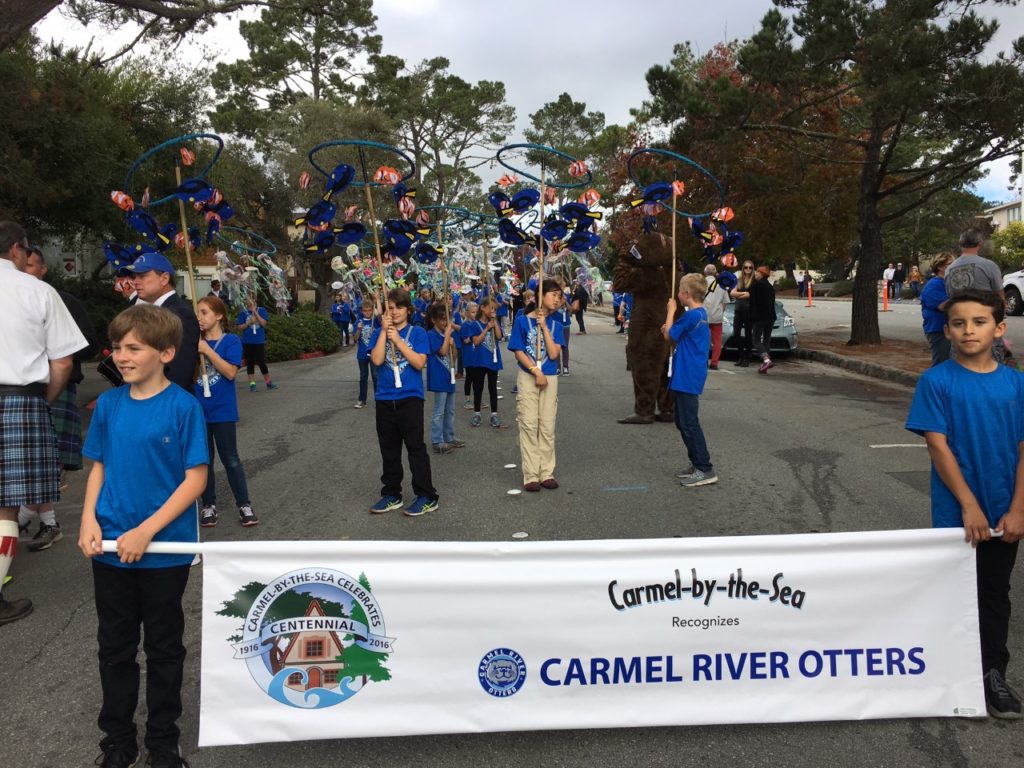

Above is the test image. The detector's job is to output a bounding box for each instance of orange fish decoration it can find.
[721,253,738,269]
[298,171,312,190]
[208,188,223,207]
[344,205,358,221]
[373,166,401,185]
[415,208,430,227]
[497,174,519,188]
[577,188,601,207]
[568,160,589,178]
[180,147,196,167]
[397,196,416,219]
[140,186,150,209]
[712,207,734,222]
[543,186,558,206]
[110,191,134,212]
[671,180,686,197]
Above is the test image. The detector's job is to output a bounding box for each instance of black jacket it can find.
[750,279,777,323]
[161,294,201,393]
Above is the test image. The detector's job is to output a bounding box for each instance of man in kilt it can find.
[18,246,98,551]
[0,222,87,625]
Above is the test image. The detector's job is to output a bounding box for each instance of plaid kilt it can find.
[0,394,60,507]
[51,383,83,470]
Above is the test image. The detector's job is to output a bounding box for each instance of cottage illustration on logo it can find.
[218,568,395,709]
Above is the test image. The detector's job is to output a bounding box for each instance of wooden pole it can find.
[437,216,456,383]
[668,190,678,378]
[358,147,399,373]
[536,161,546,361]
[174,162,210,397]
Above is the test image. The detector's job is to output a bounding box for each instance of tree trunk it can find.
[848,125,884,346]
[0,0,59,51]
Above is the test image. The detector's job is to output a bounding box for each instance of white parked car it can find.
[1003,269,1024,315]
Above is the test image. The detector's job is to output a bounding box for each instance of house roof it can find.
[985,198,1022,214]
[277,599,347,666]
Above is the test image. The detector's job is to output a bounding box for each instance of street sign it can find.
[62,258,77,276]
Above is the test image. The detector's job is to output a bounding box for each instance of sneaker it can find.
[984,669,1023,719]
[433,443,452,454]
[490,413,501,428]
[463,398,473,410]
[238,505,259,527]
[561,368,570,376]
[28,523,63,552]
[145,747,190,767]
[709,362,718,370]
[540,478,559,489]
[675,465,697,479]
[249,382,257,392]
[403,496,438,517]
[758,359,771,374]
[680,470,719,488]
[354,401,366,409]
[369,495,403,514]
[511,386,518,394]
[95,745,139,768]
[523,482,541,492]
[200,505,218,528]
[448,439,466,449]
[266,381,279,390]
[0,597,33,626]
[471,413,482,427]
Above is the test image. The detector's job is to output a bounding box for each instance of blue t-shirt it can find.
[495,295,509,317]
[557,291,573,327]
[82,384,208,568]
[194,333,242,423]
[237,307,269,345]
[508,314,563,375]
[621,294,634,319]
[354,315,378,360]
[450,312,463,350]
[906,361,1024,528]
[476,321,503,372]
[331,302,343,322]
[461,319,483,367]
[339,302,353,322]
[427,328,456,393]
[669,307,711,395]
[919,276,948,335]
[370,324,427,400]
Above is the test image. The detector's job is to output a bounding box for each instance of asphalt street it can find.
[4,310,1023,767]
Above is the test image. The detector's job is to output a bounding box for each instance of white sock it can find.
[17,506,35,530]
[0,519,19,597]
[474,411,481,416]
[38,507,57,527]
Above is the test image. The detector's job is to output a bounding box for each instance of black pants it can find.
[612,302,621,327]
[752,319,773,358]
[468,367,498,412]
[464,364,475,396]
[734,304,753,357]
[977,539,1019,676]
[243,343,268,376]
[375,397,437,500]
[574,310,586,333]
[92,560,190,754]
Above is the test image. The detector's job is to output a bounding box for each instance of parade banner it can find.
[198,529,984,746]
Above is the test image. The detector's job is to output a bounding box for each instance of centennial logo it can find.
[478,648,527,697]
[218,568,396,709]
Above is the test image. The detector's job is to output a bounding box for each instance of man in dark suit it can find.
[208,279,228,303]
[127,253,200,394]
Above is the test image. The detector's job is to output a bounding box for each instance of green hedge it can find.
[774,277,797,291]
[828,279,855,297]
[265,305,340,363]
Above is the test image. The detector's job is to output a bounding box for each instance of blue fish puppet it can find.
[559,202,603,232]
[629,181,673,209]
[324,163,355,200]
[414,241,443,264]
[488,190,511,215]
[540,215,570,242]
[294,199,337,231]
[382,219,430,257]
[171,177,215,204]
[497,217,536,247]
[563,230,601,253]
[335,222,367,245]
[125,209,173,249]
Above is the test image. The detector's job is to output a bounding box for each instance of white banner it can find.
[198,529,984,746]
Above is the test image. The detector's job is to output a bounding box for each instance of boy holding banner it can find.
[78,304,208,767]
[906,288,1024,720]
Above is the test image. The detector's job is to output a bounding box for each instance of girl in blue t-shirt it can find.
[353,298,379,408]
[368,288,438,516]
[425,304,463,453]
[460,301,478,409]
[338,296,353,346]
[557,280,574,375]
[196,296,257,527]
[466,297,504,427]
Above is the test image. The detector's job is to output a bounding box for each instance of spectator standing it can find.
[0,221,86,625]
[751,266,777,374]
[883,262,896,298]
[893,262,907,301]
[730,261,756,367]
[945,228,1007,363]
[908,265,923,301]
[703,264,728,370]
[920,256,953,366]
[237,296,278,392]
[572,278,589,334]
[207,279,228,303]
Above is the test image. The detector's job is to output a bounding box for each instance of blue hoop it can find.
[124,133,226,207]
[416,205,473,240]
[307,140,415,188]
[627,147,725,218]
[495,143,591,189]
[214,227,278,256]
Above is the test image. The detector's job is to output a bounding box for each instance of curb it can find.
[796,347,921,387]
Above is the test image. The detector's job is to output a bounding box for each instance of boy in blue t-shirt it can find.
[665,274,716,488]
[369,288,438,516]
[906,288,1024,719]
[425,304,463,454]
[78,304,208,767]
[353,299,379,408]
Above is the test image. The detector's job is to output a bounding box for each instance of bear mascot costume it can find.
[612,230,681,424]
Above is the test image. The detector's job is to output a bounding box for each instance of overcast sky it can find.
[38,0,1024,203]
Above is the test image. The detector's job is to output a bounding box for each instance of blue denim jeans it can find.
[431,390,457,445]
[358,357,378,403]
[203,421,250,506]
[926,332,951,367]
[673,392,712,474]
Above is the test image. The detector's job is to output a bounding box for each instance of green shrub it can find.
[774,277,797,291]
[828,279,855,297]
[264,308,340,363]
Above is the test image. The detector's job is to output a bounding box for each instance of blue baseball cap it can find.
[126,252,175,275]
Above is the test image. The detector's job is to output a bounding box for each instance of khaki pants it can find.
[516,369,558,484]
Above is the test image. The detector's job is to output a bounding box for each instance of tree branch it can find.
[740,121,871,147]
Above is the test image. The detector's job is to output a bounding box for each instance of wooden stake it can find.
[174,162,210,397]
[536,161,546,361]
[667,191,678,379]
[437,216,456,382]
[358,147,398,370]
